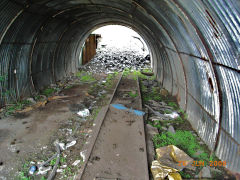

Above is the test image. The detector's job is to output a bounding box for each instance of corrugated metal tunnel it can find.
[0,0,239,173]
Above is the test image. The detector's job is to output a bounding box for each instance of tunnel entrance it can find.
[79,25,151,73]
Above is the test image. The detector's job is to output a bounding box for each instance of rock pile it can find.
[80,48,151,73]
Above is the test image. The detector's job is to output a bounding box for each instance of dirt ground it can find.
[0,73,119,180]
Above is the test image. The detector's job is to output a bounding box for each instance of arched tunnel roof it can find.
[0,0,239,173]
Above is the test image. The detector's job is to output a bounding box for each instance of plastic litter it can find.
[156,145,193,170]
[77,109,90,117]
[151,160,180,180]
[164,112,179,119]
[37,166,52,175]
[111,104,145,116]
[58,143,65,151]
[66,140,76,149]
[56,169,63,173]
[29,165,37,175]
[72,160,81,166]
[80,150,86,162]
[151,145,194,179]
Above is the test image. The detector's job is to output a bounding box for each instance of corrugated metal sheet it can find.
[0,0,239,174]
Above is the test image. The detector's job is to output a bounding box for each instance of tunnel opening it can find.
[79,25,151,73]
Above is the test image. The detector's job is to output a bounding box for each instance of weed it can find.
[50,157,57,166]
[42,88,56,97]
[128,91,138,98]
[179,171,192,179]
[142,68,153,73]
[123,68,131,77]
[178,108,185,114]
[60,156,66,164]
[153,130,200,157]
[148,120,161,130]
[142,86,162,103]
[63,167,73,177]
[168,101,178,109]
[140,83,147,93]
[65,85,73,89]
[5,100,31,115]
[18,172,30,180]
[92,108,100,120]
[76,71,95,83]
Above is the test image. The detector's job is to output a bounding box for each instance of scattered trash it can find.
[151,160,181,180]
[164,112,179,119]
[72,160,81,166]
[80,150,86,162]
[60,165,67,168]
[155,145,193,171]
[58,143,66,151]
[77,109,90,117]
[66,140,77,149]
[111,104,145,116]
[56,169,63,173]
[29,165,37,175]
[37,166,52,175]
[41,146,48,150]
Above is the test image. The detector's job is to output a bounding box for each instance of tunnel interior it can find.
[0,0,239,173]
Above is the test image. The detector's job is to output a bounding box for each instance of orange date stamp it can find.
[177,160,226,167]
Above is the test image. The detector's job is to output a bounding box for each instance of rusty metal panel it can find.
[82,34,97,65]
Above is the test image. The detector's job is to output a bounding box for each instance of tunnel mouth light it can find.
[92,25,149,54]
[79,25,151,68]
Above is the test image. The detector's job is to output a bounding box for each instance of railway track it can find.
[76,73,149,180]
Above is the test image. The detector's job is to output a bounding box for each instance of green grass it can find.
[42,88,56,97]
[148,120,162,130]
[153,130,200,157]
[128,91,138,98]
[50,157,57,166]
[167,101,178,109]
[76,71,95,83]
[152,130,215,163]
[142,86,162,103]
[123,68,131,77]
[179,171,192,179]
[4,100,32,115]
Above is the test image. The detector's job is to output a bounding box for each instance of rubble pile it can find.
[80,48,151,73]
